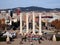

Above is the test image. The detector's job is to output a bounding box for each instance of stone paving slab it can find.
[0,38,60,45]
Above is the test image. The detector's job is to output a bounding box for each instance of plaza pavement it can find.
[0,30,60,45]
[0,37,60,45]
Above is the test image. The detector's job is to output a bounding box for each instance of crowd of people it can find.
[19,32,44,45]
[0,28,55,45]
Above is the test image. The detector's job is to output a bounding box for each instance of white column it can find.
[6,35,10,43]
[19,13,22,34]
[26,13,29,33]
[8,10,11,17]
[39,13,42,35]
[52,34,56,41]
[33,12,35,34]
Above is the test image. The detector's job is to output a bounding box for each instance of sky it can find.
[0,0,60,9]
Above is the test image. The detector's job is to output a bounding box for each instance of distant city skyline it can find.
[0,0,60,9]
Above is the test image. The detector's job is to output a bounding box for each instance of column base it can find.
[19,32,23,35]
[32,33,35,35]
[39,33,42,35]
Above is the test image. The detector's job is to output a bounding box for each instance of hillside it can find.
[0,6,60,12]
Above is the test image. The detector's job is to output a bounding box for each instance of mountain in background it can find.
[0,6,60,12]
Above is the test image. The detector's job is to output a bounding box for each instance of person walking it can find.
[19,34,23,44]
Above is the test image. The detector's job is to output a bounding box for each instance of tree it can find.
[51,19,60,41]
[0,18,6,30]
[51,19,60,34]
